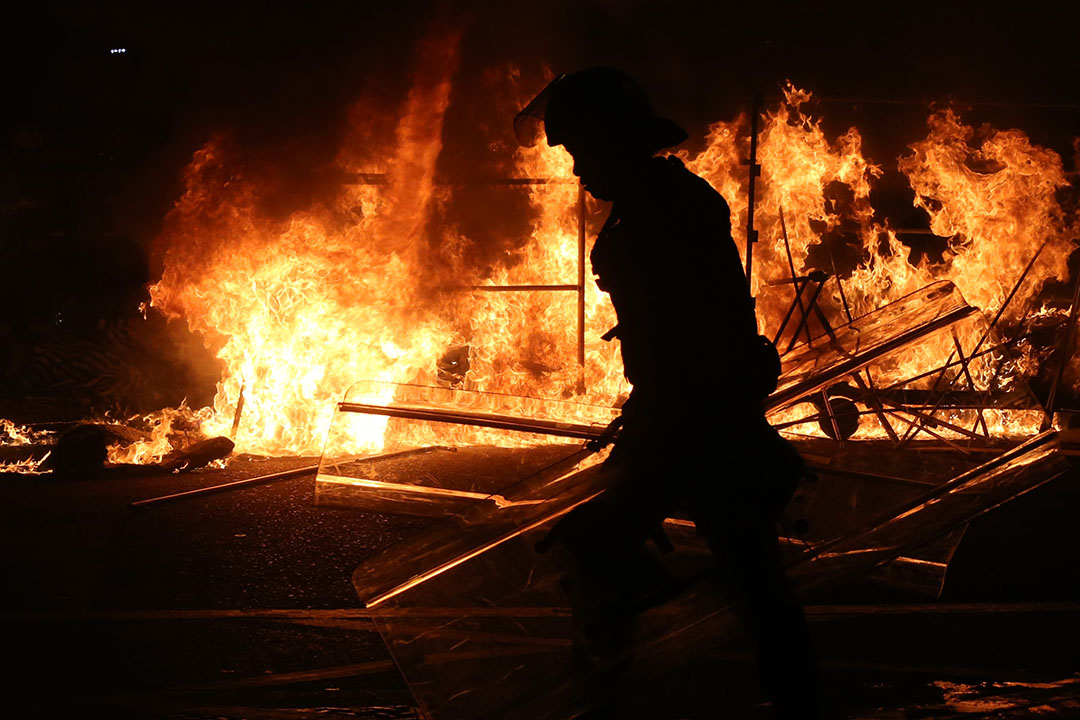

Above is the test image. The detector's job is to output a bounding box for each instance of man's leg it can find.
[693,509,819,719]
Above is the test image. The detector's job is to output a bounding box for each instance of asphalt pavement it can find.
[1,454,1078,719]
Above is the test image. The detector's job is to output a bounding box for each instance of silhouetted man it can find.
[523,68,819,719]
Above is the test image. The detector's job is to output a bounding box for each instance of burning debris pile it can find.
[2,37,1078,473]
[0,408,233,475]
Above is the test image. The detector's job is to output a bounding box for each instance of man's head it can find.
[542,67,687,200]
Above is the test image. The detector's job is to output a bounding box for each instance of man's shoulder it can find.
[667,156,729,204]
[640,155,728,210]
[631,156,731,234]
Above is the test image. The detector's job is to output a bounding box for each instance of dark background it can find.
[2,0,1078,409]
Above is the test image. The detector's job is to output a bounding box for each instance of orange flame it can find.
[899,108,1073,319]
[139,73,1075,457]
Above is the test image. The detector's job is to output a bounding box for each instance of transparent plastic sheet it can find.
[351,448,611,607]
[367,432,1066,720]
[790,433,1066,593]
[315,382,620,517]
[317,282,983,520]
[770,280,1050,569]
[862,526,968,597]
[329,282,1066,718]
[767,280,977,411]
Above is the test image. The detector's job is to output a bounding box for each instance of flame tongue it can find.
[899,108,1073,320]
[139,77,1075,458]
[150,35,465,456]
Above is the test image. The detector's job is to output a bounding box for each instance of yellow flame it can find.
[135,77,1074,457]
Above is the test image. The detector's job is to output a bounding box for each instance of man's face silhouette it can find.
[562,138,643,203]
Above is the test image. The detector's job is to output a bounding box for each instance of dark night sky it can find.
[2,0,1078,334]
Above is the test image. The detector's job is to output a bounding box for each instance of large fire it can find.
[679,85,1075,441]
[19,36,1076,466]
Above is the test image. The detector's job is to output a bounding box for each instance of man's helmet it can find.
[514,67,687,154]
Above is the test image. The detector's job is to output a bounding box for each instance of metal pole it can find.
[1044,258,1080,425]
[849,371,901,444]
[951,330,990,438]
[876,328,1047,393]
[779,206,812,347]
[785,279,827,354]
[229,383,245,441]
[882,409,973,454]
[129,446,450,509]
[831,253,855,324]
[772,281,812,348]
[744,101,761,306]
[896,349,956,447]
[577,184,587,392]
[901,239,1049,445]
[448,284,580,292]
[130,465,319,509]
[970,240,1048,359]
[819,389,845,443]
